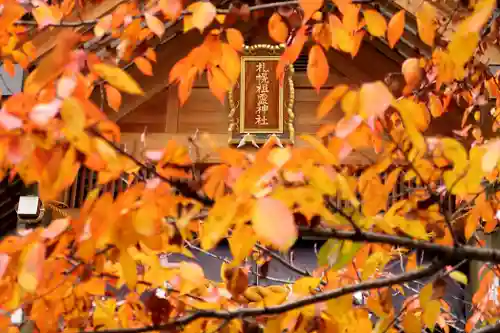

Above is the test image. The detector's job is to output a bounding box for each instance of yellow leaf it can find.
[93,63,144,95]
[94,299,117,328]
[61,97,86,133]
[449,271,468,285]
[416,2,437,47]
[179,262,205,294]
[300,134,338,164]
[364,10,387,37]
[402,313,422,333]
[308,45,329,92]
[393,99,426,153]
[145,13,165,38]
[456,0,495,35]
[419,283,433,307]
[253,197,297,251]
[229,224,257,266]
[423,300,441,330]
[359,81,393,119]
[186,2,216,33]
[201,195,238,250]
[447,32,479,73]
[18,242,45,293]
[268,13,289,43]
[317,84,349,119]
[387,10,405,48]
[226,28,244,52]
[120,249,137,289]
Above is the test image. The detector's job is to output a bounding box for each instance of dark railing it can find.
[0,175,26,235]
[60,166,157,209]
[60,165,454,211]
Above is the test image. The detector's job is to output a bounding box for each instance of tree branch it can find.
[88,127,214,206]
[473,322,500,333]
[298,227,500,263]
[255,243,311,277]
[85,259,446,333]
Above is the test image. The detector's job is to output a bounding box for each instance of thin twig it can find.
[78,259,447,333]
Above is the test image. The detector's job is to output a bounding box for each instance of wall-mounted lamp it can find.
[15,195,45,229]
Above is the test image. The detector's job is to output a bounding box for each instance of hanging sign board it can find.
[228,44,295,146]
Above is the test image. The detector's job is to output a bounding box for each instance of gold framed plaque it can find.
[228,44,295,145]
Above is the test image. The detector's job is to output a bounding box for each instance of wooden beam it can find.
[119,132,377,165]
[165,86,180,132]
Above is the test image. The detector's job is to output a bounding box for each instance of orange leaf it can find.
[145,13,165,38]
[226,28,244,52]
[3,59,15,77]
[41,217,69,239]
[363,10,387,37]
[387,10,405,48]
[429,94,443,117]
[416,2,437,47]
[0,2,25,30]
[402,58,422,93]
[19,242,45,293]
[277,28,307,81]
[253,197,297,251]
[317,84,349,119]
[134,57,153,76]
[307,45,329,92]
[220,43,241,84]
[105,84,122,112]
[300,0,323,23]
[178,67,198,105]
[268,13,289,43]
[145,48,157,62]
[208,66,232,103]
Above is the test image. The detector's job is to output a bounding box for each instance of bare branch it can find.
[82,258,446,333]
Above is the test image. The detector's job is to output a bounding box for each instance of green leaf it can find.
[318,239,362,270]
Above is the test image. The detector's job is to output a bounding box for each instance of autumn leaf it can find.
[300,0,323,23]
[120,249,138,289]
[18,242,46,293]
[105,84,122,111]
[268,13,289,43]
[402,58,423,94]
[145,13,165,38]
[185,2,216,33]
[358,81,394,119]
[416,2,437,47]
[253,197,297,251]
[423,300,441,330]
[317,84,349,119]
[226,28,244,52]
[307,45,329,92]
[134,57,153,76]
[403,313,422,333]
[364,10,387,37]
[93,63,144,95]
[388,10,405,48]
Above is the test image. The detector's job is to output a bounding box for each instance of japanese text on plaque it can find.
[255,62,269,126]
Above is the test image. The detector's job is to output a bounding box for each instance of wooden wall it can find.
[115,36,404,162]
